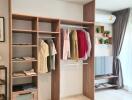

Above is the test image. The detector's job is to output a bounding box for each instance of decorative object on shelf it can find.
[99,38,104,44]
[108,37,112,44]
[104,39,109,44]
[103,31,111,37]
[0,17,5,42]
[96,26,104,33]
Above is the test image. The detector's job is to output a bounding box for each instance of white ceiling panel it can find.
[96,0,132,11]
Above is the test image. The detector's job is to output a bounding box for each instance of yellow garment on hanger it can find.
[70,30,79,60]
[38,40,49,74]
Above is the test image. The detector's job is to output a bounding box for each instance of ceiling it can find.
[60,0,132,11]
[96,0,132,11]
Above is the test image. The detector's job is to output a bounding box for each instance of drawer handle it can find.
[19,92,32,95]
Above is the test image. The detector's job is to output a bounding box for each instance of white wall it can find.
[12,0,83,21]
[0,0,9,67]
[120,9,132,91]
[12,0,83,99]
[0,0,9,99]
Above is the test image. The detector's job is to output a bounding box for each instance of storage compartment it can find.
[12,14,37,31]
[38,18,59,32]
[12,33,37,45]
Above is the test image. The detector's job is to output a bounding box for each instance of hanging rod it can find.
[61,63,88,66]
[39,37,56,39]
[61,24,88,29]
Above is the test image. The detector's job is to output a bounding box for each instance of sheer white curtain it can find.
[120,9,132,91]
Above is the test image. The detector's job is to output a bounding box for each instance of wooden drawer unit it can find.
[13,90,37,100]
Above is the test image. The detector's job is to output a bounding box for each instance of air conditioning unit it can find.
[95,14,116,24]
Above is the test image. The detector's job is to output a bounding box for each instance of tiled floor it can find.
[61,89,132,100]
[95,89,132,100]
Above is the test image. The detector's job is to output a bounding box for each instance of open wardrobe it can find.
[1,0,95,100]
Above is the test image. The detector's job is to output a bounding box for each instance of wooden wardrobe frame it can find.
[8,0,95,100]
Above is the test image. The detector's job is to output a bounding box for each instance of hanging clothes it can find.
[70,30,79,60]
[82,30,92,59]
[61,29,71,60]
[38,40,49,74]
[46,39,57,71]
[77,30,88,58]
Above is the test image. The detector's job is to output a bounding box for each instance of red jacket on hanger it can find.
[77,30,88,58]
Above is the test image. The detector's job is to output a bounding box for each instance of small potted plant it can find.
[103,31,111,37]
[104,39,109,44]
[96,27,100,33]
[99,38,104,44]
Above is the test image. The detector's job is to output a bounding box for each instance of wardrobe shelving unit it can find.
[9,0,95,100]
[9,13,60,100]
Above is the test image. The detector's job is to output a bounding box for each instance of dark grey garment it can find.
[46,39,57,72]
[112,8,130,88]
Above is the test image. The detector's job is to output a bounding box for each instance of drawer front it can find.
[13,91,37,100]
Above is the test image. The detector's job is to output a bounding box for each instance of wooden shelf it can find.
[39,17,59,23]
[96,84,118,90]
[38,31,59,34]
[12,14,37,21]
[12,44,37,47]
[0,79,5,85]
[61,19,94,26]
[12,75,37,79]
[12,29,37,33]
[0,66,6,70]
[13,88,37,94]
[12,60,37,63]
[61,95,91,100]
[95,75,118,80]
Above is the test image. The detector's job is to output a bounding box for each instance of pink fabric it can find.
[62,29,70,60]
